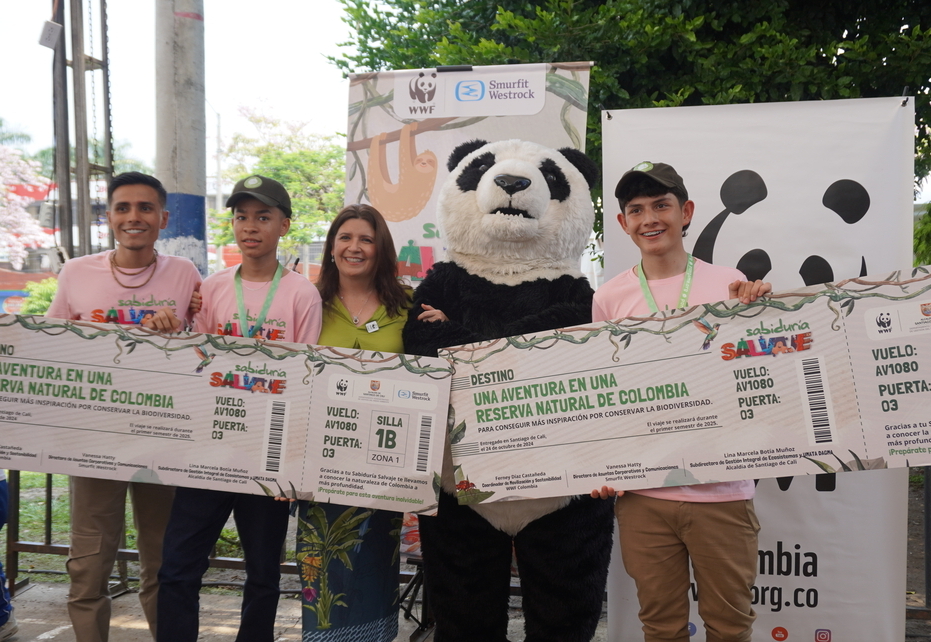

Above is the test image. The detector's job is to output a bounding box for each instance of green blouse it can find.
[318,296,408,353]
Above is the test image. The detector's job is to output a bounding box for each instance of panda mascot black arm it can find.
[404,262,595,357]
[403,139,614,642]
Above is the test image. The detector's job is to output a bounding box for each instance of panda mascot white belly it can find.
[403,139,614,642]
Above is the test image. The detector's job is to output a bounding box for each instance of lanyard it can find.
[234,263,283,338]
[638,254,695,314]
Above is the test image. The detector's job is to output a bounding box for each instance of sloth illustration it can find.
[367,122,438,222]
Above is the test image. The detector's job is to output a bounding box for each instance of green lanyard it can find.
[638,254,695,314]
[234,263,283,338]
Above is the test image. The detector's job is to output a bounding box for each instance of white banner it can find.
[346,62,591,282]
[602,97,914,288]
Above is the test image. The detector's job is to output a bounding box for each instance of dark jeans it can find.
[156,487,290,642]
[0,479,11,626]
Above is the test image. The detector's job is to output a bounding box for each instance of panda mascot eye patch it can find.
[403,138,614,642]
[539,158,571,201]
[455,152,496,192]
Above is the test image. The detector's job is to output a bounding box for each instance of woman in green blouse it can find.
[298,204,411,641]
[315,204,411,352]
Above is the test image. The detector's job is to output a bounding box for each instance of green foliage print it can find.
[297,504,373,630]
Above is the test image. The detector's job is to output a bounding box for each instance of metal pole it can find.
[99,0,112,182]
[53,0,73,259]
[215,113,222,214]
[100,0,115,250]
[70,0,91,257]
[155,0,208,275]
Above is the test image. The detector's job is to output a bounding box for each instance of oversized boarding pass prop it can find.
[440,267,931,504]
[0,315,451,512]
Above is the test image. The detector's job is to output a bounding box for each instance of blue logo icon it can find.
[687,622,697,636]
[455,80,485,101]
[398,390,412,399]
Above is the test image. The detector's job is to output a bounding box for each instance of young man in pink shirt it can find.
[46,171,201,642]
[592,162,770,642]
[156,175,322,642]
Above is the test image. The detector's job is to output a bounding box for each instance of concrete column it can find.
[155,0,208,275]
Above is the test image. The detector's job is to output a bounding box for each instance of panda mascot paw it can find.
[403,139,614,642]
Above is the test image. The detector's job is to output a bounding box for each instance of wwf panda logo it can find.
[692,170,871,286]
[439,139,598,274]
[876,312,892,330]
[409,72,437,104]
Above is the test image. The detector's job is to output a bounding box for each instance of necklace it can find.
[339,290,373,325]
[109,249,158,289]
[241,279,270,291]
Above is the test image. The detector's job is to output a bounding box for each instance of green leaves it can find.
[332,0,931,201]
[914,203,931,267]
[449,419,467,445]
[21,277,58,315]
[840,297,855,317]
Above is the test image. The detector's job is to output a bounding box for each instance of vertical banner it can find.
[601,97,914,640]
[345,62,591,281]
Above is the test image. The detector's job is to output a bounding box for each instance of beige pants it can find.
[616,492,760,642]
[67,476,175,642]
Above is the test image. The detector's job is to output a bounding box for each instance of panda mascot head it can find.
[439,139,598,283]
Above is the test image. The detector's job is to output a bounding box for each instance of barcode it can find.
[450,443,480,457]
[798,357,834,444]
[265,400,288,473]
[416,414,433,473]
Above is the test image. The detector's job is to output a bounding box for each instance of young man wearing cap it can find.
[156,175,322,642]
[591,162,770,642]
[46,171,201,642]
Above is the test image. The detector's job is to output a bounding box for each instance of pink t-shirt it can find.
[194,266,322,345]
[592,258,755,503]
[47,251,201,326]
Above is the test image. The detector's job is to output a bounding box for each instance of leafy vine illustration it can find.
[438,270,931,367]
[0,315,453,381]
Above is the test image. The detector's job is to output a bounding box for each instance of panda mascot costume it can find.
[403,139,614,642]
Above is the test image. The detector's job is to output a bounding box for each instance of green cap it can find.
[227,174,292,218]
[615,161,688,203]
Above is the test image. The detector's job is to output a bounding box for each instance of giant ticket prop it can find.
[0,316,451,512]
[441,268,931,504]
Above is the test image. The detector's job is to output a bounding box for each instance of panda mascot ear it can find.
[447,139,490,172]
[557,147,600,190]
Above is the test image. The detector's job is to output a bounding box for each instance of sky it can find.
[2,1,352,184]
[2,2,927,203]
